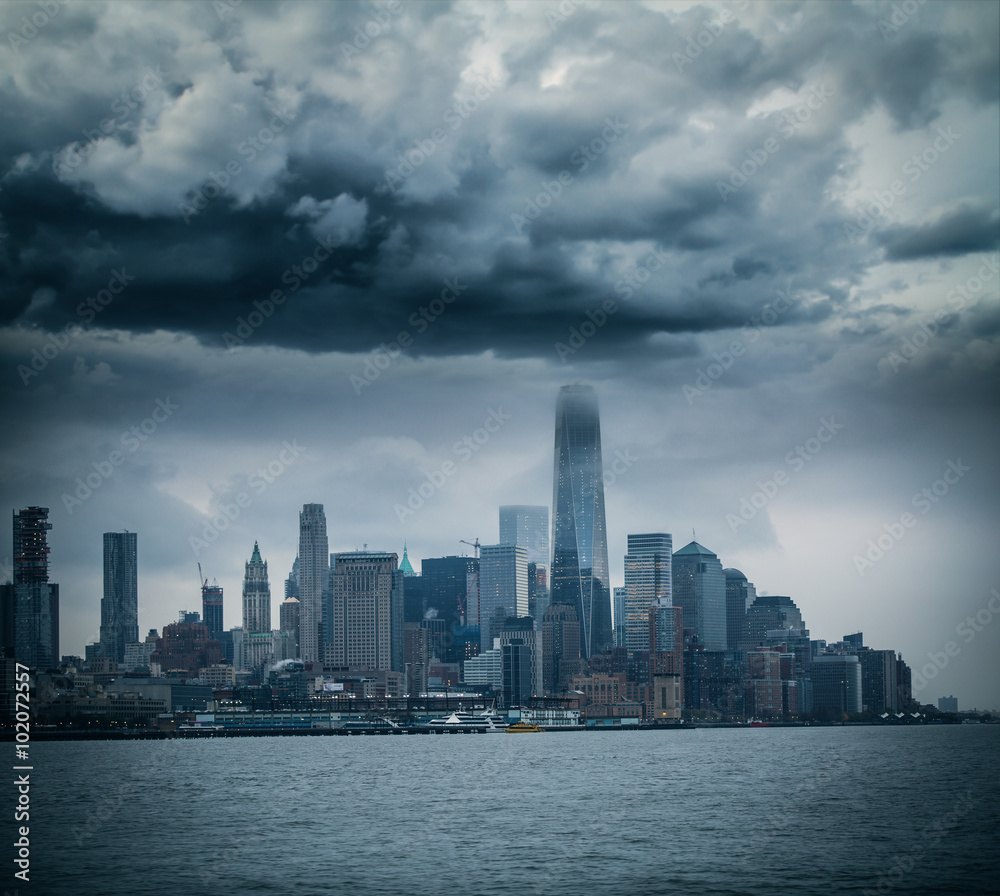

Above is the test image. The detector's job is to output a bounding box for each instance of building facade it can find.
[297,504,328,664]
[499,505,549,569]
[672,541,726,651]
[624,533,672,655]
[100,531,138,665]
[326,551,403,673]
[478,544,528,652]
[724,568,756,651]
[550,384,612,659]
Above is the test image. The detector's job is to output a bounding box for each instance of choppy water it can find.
[16,726,1000,895]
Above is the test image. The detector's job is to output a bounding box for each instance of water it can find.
[17,726,1000,895]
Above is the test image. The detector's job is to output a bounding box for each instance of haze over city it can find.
[1,0,998,710]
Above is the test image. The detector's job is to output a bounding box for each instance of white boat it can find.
[425,710,508,731]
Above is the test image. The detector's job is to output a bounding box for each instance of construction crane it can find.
[197,562,207,590]
[458,539,481,627]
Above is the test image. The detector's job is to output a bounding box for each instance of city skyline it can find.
[0,0,997,712]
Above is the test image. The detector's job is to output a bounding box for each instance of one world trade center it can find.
[550,384,613,658]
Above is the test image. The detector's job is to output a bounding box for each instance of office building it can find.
[672,541,726,651]
[279,596,300,657]
[499,505,549,569]
[242,542,271,634]
[201,580,224,642]
[743,595,805,651]
[938,695,958,714]
[421,556,478,629]
[326,551,403,672]
[541,603,581,694]
[298,504,328,664]
[613,586,626,648]
[857,647,899,713]
[624,533,672,655]
[478,544,528,652]
[550,384,612,658]
[7,507,59,670]
[499,616,542,698]
[811,654,862,715]
[724,568,756,651]
[100,531,138,665]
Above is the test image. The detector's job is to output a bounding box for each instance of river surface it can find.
[15,725,1000,895]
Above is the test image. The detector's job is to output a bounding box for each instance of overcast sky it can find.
[1,0,997,709]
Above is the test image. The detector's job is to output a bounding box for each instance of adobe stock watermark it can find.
[61,397,181,515]
[911,588,1000,696]
[17,268,136,386]
[340,1,403,62]
[179,107,294,223]
[6,0,68,54]
[673,0,749,73]
[384,73,502,192]
[189,441,304,557]
[349,275,467,394]
[717,83,833,202]
[853,459,970,575]
[547,0,583,31]
[56,67,167,177]
[223,235,339,348]
[878,254,999,374]
[510,117,628,234]
[394,408,511,522]
[727,416,844,532]
[683,287,798,403]
[844,126,960,245]
[878,0,927,40]
[554,248,672,363]
[862,790,974,895]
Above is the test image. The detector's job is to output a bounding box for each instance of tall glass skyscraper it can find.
[672,541,726,651]
[624,533,672,655]
[101,531,138,664]
[298,504,328,664]
[550,384,612,659]
[499,505,549,569]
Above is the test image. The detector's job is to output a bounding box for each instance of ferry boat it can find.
[506,720,542,733]
[425,711,508,732]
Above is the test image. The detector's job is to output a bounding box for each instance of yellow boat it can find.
[506,720,543,733]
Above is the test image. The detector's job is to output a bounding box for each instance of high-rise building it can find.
[856,647,899,713]
[550,384,612,659]
[100,531,138,665]
[672,541,726,651]
[811,654,862,715]
[541,603,581,694]
[723,568,756,651]
[7,507,59,670]
[743,595,805,651]
[326,551,403,672]
[279,596,300,657]
[201,579,224,642]
[613,586,626,648]
[421,556,478,629]
[242,542,271,634]
[398,544,416,577]
[298,504,328,664]
[237,541,273,676]
[478,544,528,652]
[499,506,549,569]
[938,695,958,714]
[499,616,542,699]
[624,533,672,655]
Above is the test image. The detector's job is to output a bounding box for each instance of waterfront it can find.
[24,725,1000,895]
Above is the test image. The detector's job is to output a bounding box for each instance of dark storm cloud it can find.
[878,202,1000,260]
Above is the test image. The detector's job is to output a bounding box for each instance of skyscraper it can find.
[327,551,403,672]
[242,542,270,634]
[298,504,328,664]
[8,507,59,670]
[672,541,726,651]
[624,533,672,655]
[421,555,478,629]
[201,579,224,642]
[100,531,138,665]
[724,568,756,651]
[550,384,612,659]
[499,506,549,569]
[279,596,300,657]
[478,544,528,652]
